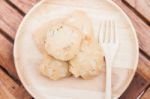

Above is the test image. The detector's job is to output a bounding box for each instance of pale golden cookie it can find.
[69,38,104,79]
[32,19,64,55]
[40,56,70,80]
[45,22,82,61]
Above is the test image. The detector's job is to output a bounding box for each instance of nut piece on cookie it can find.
[40,56,70,80]
[69,38,104,79]
[45,22,82,61]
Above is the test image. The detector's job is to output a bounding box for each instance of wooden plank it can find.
[13,85,32,99]
[9,0,40,13]
[0,69,19,99]
[141,86,150,99]
[138,53,150,81]
[0,33,18,80]
[0,0,23,39]
[119,73,149,99]
[113,0,150,57]
[124,0,150,22]
[0,33,31,98]
[0,68,32,99]
[0,83,16,99]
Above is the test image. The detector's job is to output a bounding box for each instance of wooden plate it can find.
[14,0,139,99]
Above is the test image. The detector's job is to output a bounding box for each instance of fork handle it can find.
[105,61,112,99]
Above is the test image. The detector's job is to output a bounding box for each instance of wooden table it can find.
[0,0,149,98]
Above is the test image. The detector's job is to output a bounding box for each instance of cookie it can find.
[69,38,104,79]
[32,19,64,55]
[45,22,82,61]
[40,56,70,80]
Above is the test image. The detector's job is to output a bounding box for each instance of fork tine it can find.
[114,21,119,43]
[110,20,114,43]
[108,20,112,43]
[105,20,110,43]
[99,20,105,43]
[111,20,117,43]
[113,20,118,43]
[113,20,116,43]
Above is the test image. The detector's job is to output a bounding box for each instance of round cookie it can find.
[32,19,64,55]
[69,38,104,79]
[40,56,70,80]
[45,22,82,61]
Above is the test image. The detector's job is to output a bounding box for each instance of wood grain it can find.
[119,73,149,99]
[124,0,150,22]
[0,83,16,99]
[0,68,32,99]
[138,53,150,81]
[113,0,150,57]
[141,86,150,99]
[0,0,23,39]
[0,33,18,80]
[9,0,40,13]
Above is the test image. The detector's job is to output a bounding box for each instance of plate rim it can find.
[13,0,139,98]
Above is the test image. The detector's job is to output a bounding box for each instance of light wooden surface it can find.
[0,0,149,99]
